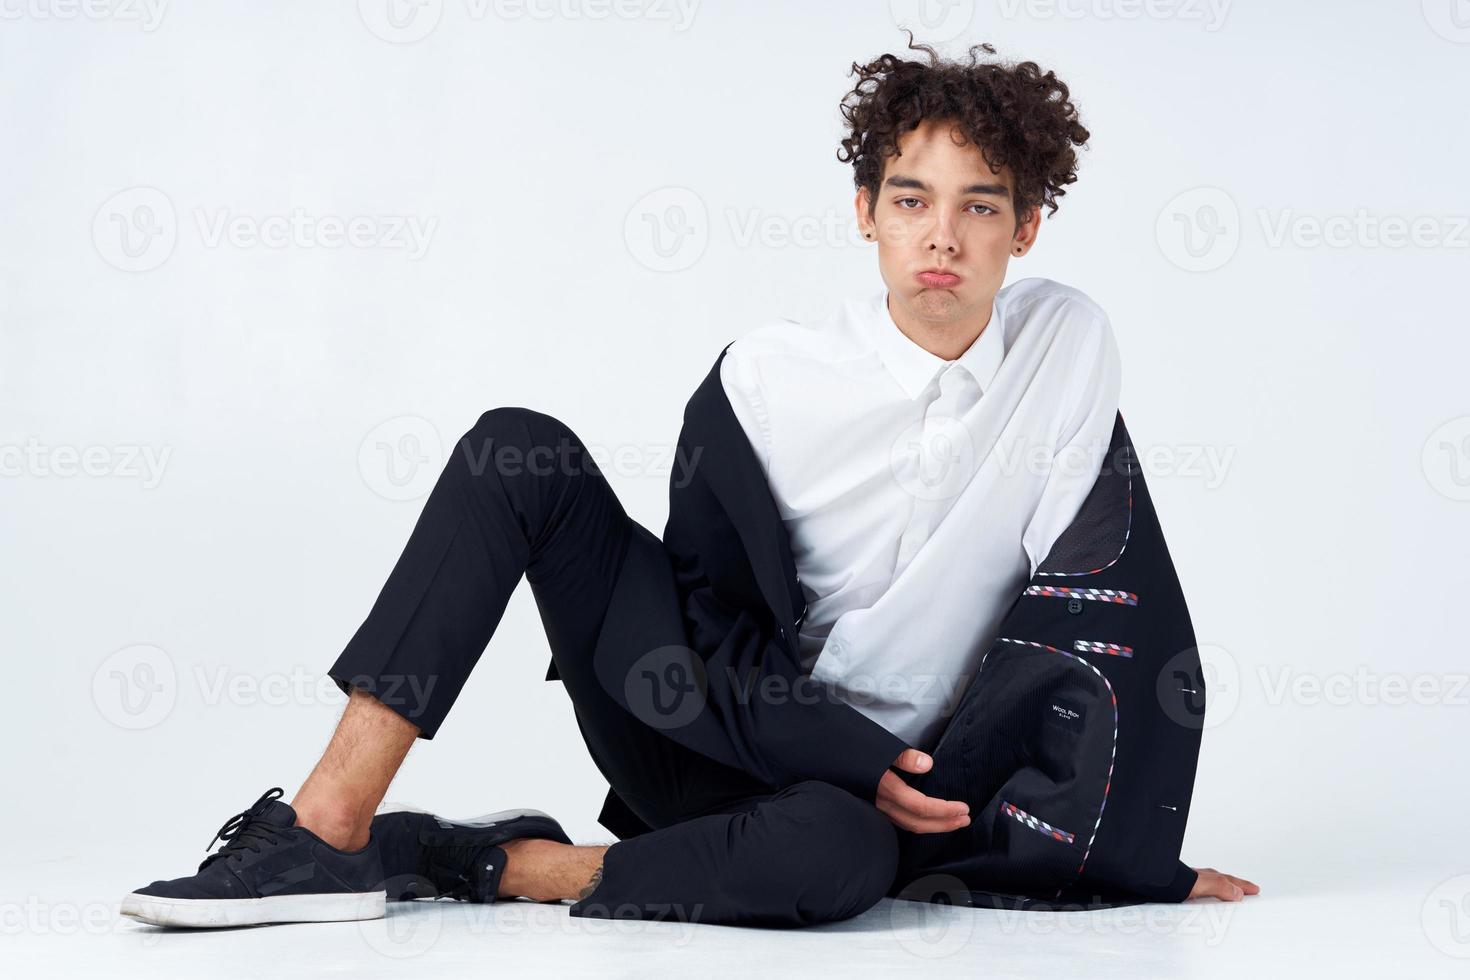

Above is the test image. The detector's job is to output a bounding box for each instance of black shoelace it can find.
[421,831,499,901]
[198,787,292,871]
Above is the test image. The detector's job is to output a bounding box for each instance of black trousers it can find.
[329,407,900,928]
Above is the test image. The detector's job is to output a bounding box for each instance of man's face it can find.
[856,117,1039,329]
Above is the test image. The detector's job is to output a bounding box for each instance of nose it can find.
[925,212,959,254]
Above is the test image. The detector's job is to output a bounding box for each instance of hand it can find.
[1188,867,1260,901]
[875,749,971,833]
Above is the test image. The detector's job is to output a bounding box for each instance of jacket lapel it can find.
[682,345,800,631]
[549,344,801,687]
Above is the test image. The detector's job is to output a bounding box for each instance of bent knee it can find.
[460,406,590,480]
[773,780,899,923]
[468,405,572,444]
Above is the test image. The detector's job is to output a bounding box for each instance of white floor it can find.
[5,854,1469,979]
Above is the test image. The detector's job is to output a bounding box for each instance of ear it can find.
[855,187,875,240]
[1011,205,1041,256]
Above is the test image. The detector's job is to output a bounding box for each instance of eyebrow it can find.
[883,174,1010,197]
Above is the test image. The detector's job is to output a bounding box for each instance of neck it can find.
[885,293,993,361]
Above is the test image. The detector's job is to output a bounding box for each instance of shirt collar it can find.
[862,290,1005,400]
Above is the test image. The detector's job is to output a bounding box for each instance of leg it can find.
[293,687,419,849]
[321,407,763,845]
[497,838,608,902]
[326,408,898,925]
[123,406,762,928]
[566,780,900,928]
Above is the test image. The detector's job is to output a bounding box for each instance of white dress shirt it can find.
[719,277,1122,751]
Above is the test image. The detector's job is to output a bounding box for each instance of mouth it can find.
[915,269,963,288]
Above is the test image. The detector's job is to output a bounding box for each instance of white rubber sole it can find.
[119,890,386,928]
[374,803,554,829]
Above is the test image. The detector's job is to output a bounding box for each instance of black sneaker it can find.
[371,805,573,904]
[120,788,386,928]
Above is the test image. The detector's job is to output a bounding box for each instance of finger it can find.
[875,797,915,831]
[905,812,972,834]
[1223,874,1260,895]
[885,780,969,818]
[880,773,967,814]
[877,799,972,834]
[1194,873,1246,902]
[874,782,971,833]
[892,749,933,774]
[1189,868,1260,899]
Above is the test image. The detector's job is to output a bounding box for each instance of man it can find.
[121,37,1257,930]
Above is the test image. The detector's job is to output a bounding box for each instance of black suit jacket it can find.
[547,343,1204,904]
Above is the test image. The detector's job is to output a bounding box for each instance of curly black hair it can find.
[837,33,1090,226]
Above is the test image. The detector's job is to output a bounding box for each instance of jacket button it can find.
[1067,598,1083,615]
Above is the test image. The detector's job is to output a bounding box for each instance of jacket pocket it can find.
[933,638,1118,899]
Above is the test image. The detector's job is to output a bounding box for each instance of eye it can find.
[969,203,998,215]
[896,197,923,209]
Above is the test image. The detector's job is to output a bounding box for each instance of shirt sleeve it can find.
[1020,310,1123,576]
[718,342,774,475]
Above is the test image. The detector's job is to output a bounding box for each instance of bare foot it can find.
[498,838,607,902]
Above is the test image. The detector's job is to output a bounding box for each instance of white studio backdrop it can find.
[2,1,1468,975]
